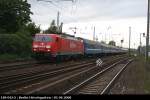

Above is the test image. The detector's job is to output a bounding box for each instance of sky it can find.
[28,0,148,49]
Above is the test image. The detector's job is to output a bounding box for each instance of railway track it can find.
[0,60,50,72]
[0,56,106,74]
[0,57,102,78]
[0,58,95,76]
[0,60,96,93]
[64,58,133,94]
[0,55,125,94]
[26,56,131,94]
[25,56,127,94]
[0,54,126,72]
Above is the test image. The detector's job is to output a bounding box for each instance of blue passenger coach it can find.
[82,39,126,55]
[83,39,102,55]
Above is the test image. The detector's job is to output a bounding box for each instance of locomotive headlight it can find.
[33,45,38,48]
[33,48,37,51]
[46,45,51,48]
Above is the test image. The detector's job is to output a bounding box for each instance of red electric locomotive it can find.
[32,33,84,59]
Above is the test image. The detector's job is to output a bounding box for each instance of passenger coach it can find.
[82,39,126,55]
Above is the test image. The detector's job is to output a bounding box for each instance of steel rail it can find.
[0,62,95,92]
[63,58,131,94]
[26,57,125,94]
[100,59,134,94]
[0,60,49,72]
[1,55,126,94]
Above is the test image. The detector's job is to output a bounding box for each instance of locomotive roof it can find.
[35,33,58,36]
[35,33,82,41]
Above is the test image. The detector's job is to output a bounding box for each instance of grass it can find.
[126,55,146,94]
[107,54,146,94]
[124,54,150,94]
[0,53,32,63]
[135,54,150,93]
[144,56,150,93]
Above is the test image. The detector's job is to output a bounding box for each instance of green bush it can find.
[0,33,32,57]
[0,53,20,61]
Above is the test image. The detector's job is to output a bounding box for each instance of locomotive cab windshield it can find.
[34,35,52,42]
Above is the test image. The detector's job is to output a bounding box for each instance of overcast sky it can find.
[28,0,148,49]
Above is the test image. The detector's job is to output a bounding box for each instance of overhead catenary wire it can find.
[35,0,82,37]
[36,0,78,21]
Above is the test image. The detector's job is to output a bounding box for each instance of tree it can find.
[45,20,58,33]
[26,22,41,36]
[0,0,32,33]
[44,20,64,34]
[108,40,116,46]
